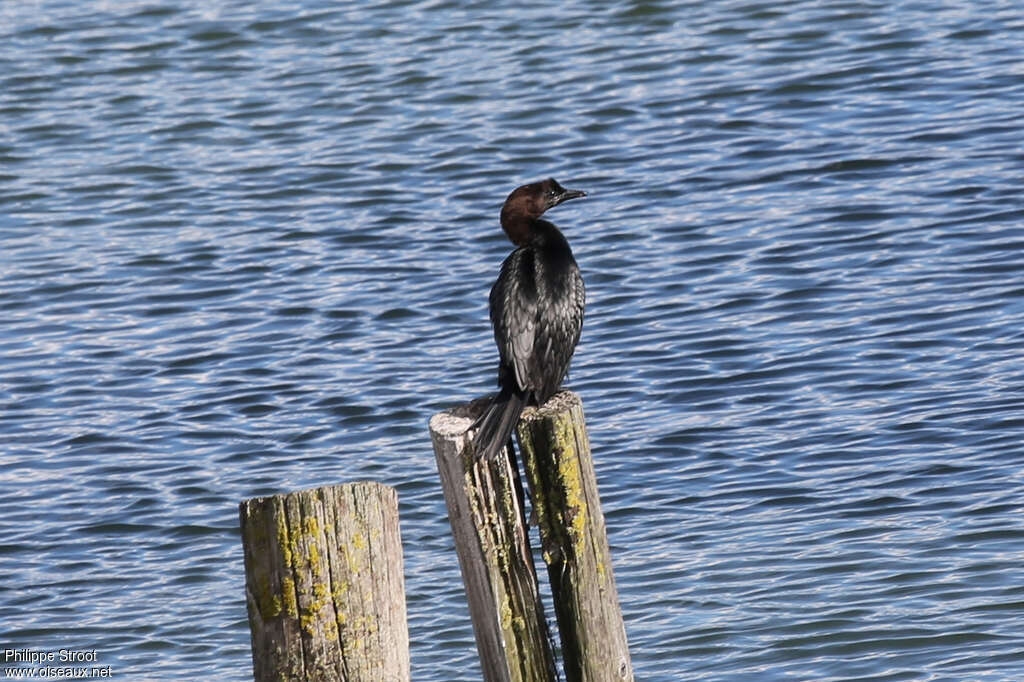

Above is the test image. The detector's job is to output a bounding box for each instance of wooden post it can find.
[239,481,410,682]
[517,391,633,682]
[429,399,558,682]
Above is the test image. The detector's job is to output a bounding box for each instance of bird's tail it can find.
[472,387,525,461]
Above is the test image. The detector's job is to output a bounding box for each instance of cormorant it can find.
[473,178,586,461]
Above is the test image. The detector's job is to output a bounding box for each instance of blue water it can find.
[3,1,1024,679]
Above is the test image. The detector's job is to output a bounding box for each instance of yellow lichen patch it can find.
[303,516,324,576]
[499,594,513,631]
[341,532,366,576]
[299,610,315,636]
[313,580,328,603]
[281,576,298,618]
[300,580,334,638]
[309,541,321,566]
[555,417,588,547]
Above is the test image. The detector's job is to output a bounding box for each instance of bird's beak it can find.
[553,188,587,207]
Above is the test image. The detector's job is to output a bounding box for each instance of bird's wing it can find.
[490,248,537,394]
[533,264,585,401]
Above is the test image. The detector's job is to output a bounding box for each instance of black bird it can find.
[473,178,586,461]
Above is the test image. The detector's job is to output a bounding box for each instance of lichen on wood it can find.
[240,482,410,681]
[517,391,634,682]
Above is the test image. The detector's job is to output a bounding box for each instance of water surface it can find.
[2,1,1024,679]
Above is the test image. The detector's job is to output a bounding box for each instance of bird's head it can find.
[500,178,586,244]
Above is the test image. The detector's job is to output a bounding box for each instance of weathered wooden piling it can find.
[239,481,410,682]
[431,391,632,681]
[517,391,633,681]
[429,398,558,682]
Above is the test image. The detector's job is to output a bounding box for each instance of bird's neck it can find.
[499,208,534,246]
[500,213,570,252]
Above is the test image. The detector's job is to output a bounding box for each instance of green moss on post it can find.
[517,391,634,682]
[239,482,410,681]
